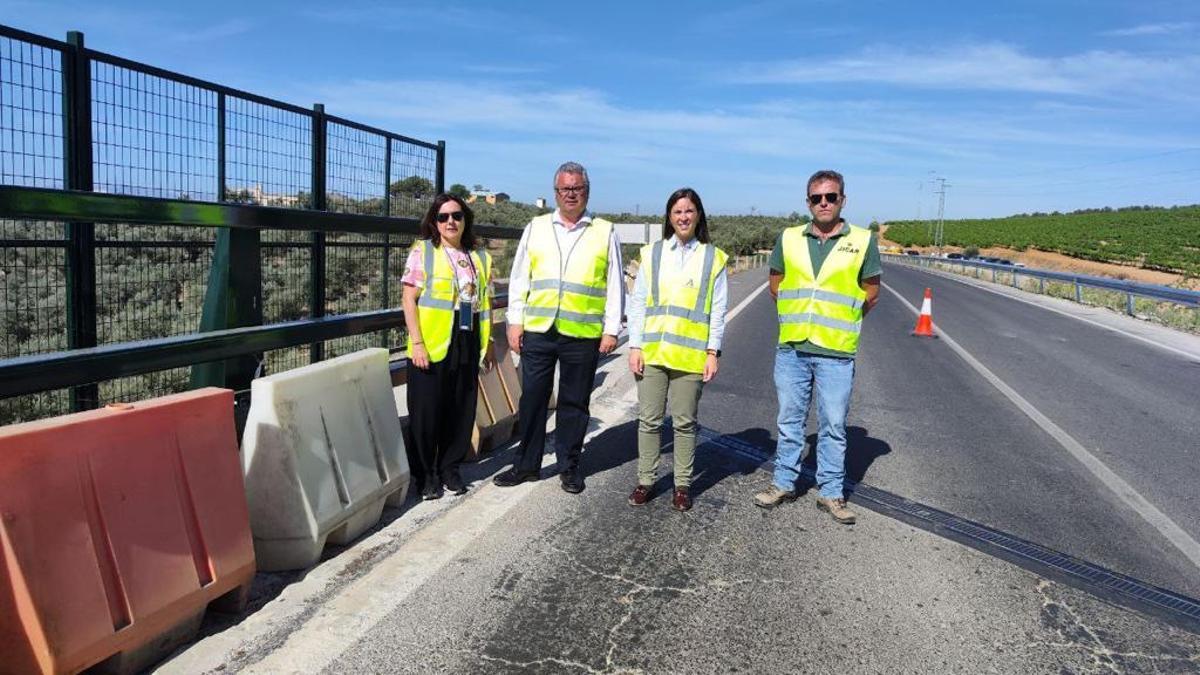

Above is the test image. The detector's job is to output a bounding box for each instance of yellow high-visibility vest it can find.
[523,214,611,338]
[640,239,727,374]
[407,239,492,364]
[777,224,870,354]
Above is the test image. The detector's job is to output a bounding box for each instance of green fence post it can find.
[310,103,327,364]
[381,137,393,349]
[191,228,262,391]
[63,30,98,411]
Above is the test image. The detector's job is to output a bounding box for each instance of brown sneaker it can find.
[628,485,652,506]
[816,496,857,524]
[753,485,797,509]
[672,487,692,512]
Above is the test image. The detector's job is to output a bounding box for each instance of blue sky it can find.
[5,0,1199,220]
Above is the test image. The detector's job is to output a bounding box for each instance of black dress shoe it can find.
[421,483,444,500]
[560,470,585,494]
[493,468,539,487]
[442,472,468,496]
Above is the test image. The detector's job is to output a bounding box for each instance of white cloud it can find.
[726,43,1200,101]
[173,18,253,43]
[463,64,546,75]
[1100,22,1196,37]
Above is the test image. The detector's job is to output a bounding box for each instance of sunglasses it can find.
[436,211,465,223]
[808,192,841,205]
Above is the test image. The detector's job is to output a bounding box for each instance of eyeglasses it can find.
[436,211,465,223]
[808,192,841,205]
[555,186,587,196]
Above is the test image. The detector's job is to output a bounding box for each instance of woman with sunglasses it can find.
[402,193,495,500]
[626,188,728,511]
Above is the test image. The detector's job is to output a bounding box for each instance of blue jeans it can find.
[773,348,856,499]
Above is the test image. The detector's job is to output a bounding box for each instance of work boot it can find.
[816,496,857,524]
[753,485,797,509]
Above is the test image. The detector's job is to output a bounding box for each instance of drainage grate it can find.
[698,427,1200,635]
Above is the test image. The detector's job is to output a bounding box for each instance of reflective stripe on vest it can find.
[776,224,870,354]
[523,214,611,338]
[640,239,727,374]
[406,240,492,364]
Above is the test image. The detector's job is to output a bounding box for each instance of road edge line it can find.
[882,282,1200,572]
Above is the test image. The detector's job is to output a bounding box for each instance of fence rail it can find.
[0,23,509,426]
[884,254,1200,312]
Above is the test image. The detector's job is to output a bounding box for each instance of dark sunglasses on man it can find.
[436,211,465,223]
[807,192,841,205]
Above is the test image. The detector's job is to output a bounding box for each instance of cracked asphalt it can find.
[323,406,1200,674]
[159,266,1200,674]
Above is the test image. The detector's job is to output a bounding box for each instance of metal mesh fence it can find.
[388,137,436,219]
[0,35,64,189]
[225,96,311,206]
[91,59,217,200]
[0,231,68,357]
[0,26,459,424]
[262,234,313,375]
[327,122,386,216]
[0,36,69,423]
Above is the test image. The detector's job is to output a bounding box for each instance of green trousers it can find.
[636,364,704,488]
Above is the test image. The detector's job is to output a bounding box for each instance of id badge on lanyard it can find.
[457,299,474,331]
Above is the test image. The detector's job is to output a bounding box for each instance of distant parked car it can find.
[904,249,920,256]
[995,258,1014,266]
[946,252,963,260]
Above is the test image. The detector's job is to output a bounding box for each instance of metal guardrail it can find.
[0,23,524,426]
[0,183,518,402]
[884,254,1200,313]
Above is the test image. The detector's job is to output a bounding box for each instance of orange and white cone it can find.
[911,287,937,338]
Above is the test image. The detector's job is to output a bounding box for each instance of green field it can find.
[885,206,1200,276]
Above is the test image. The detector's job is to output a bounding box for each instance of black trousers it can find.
[513,327,601,474]
[406,321,480,486]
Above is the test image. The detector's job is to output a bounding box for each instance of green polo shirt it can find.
[769,221,881,358]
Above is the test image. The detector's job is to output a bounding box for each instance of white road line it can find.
[883,283,1200,571]
[887,261,1200,362]
[726,280,770,323]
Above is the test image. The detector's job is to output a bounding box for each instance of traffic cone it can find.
[911,287,938,338]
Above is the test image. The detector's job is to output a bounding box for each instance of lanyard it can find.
[442,246,477,301]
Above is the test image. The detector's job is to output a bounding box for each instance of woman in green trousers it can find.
[626,188,729,511]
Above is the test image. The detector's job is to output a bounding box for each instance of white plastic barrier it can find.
[242,348,410,571]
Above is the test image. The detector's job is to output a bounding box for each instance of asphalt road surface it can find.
[162,263,1200,674]
[704,262,1200,598]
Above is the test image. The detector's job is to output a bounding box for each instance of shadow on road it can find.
[802,425,892,486]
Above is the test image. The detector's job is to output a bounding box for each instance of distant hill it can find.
[474,200,800,257]
[885,205,1200,276]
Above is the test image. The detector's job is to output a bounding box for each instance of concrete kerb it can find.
[154,338,639,674]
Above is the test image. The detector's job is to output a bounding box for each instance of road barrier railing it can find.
[884,254,1200,314]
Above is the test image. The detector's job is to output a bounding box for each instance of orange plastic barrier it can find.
[0,388,255,675]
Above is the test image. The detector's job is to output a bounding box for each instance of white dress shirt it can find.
[627,235,728,351]
[506,209,625,337]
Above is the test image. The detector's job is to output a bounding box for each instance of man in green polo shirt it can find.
[754,169,880,524]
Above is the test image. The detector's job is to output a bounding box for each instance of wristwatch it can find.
[707,349,721,358]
